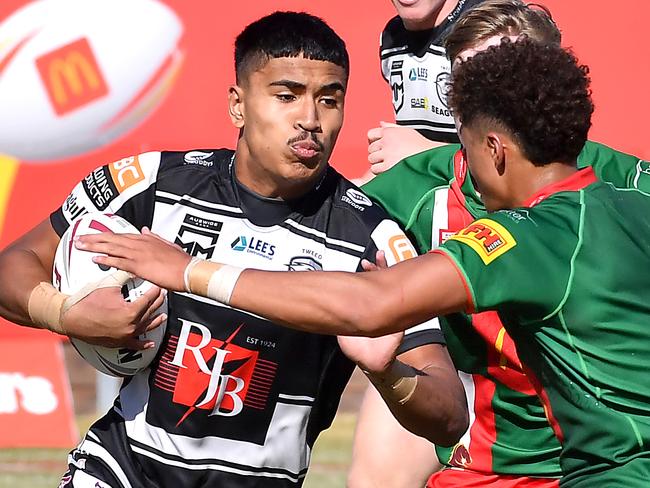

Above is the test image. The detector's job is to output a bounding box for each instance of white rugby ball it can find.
[52,213,167,377]
[0,0,183,161]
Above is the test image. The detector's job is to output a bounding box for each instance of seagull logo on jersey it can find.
[154,320,278,424]
[389,60,404,113]
[175,214,223,259]
[435,71,452,108]
[286,256,322,272]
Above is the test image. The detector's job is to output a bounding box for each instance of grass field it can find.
[0,412,356,488]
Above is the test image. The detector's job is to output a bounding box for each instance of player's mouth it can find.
[289,137,323,160]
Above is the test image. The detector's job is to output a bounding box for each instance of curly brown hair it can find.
[450,39,593,166]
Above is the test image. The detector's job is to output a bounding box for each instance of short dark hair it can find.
[450,39,593,166]
[234,11,350,84]
[445,0,560,64]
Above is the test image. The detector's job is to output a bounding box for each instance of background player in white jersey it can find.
[366,0,484,178]
[0,11,467,487]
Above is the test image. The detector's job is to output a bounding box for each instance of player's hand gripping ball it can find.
[53,213,167,376]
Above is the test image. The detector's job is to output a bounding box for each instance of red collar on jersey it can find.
[523,167,597,208]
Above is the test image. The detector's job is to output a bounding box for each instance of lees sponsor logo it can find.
[35,37,109,116]
[448,218,516,264]
[231,235,276,259]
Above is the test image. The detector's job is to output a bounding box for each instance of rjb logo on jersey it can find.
[154,320,277,423]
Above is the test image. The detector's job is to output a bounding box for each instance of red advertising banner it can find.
[0,339,77,447]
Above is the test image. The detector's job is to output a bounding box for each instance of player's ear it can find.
[486,132,506,176]
[228,85,245,129]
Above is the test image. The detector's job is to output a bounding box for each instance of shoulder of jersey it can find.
[333,174,391,227]
[380,15,408,50]
[158,148,234,174]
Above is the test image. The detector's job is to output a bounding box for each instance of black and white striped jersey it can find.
[379,0,484,143]
[51,149,444,488]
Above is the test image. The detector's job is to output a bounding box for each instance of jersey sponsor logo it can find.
[35,37,109,116]
[448,442,472,468]
[408,67,428,81]
[231,235,276,260]
[439,229,454,244]
[183,151,214,167]
[449,218,516,264]
[341,188,373,211]
[388,234,416,262]
[62,193,86,222]
[175,214,222,259]
[389,59,404,113]
[286,256,322,271]
[410,97,429,110]
[82,167,118,210]
[108,156,145,193]
[435,71,451,108]
[499,209,536,225]
[156,320,277,421]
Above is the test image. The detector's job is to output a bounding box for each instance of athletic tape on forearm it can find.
[366,361,418,406]
[27,282,67,334]
[184,258,244,305]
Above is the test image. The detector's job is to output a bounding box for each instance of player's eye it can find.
[276,93,296,102]
[320,97,338,108]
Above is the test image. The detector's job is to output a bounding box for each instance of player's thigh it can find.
[347,385,440,488]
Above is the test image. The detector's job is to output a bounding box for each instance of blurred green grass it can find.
[0,412,356,488]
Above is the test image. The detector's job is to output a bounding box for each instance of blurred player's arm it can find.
[0,218,163,348]
[348,381,440,488]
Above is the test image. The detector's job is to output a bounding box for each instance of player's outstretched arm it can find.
[79,230,468,336]
[0,219,165,349]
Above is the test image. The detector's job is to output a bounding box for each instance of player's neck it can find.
[513,163,578,207]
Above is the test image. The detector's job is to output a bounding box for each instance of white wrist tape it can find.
[184,258,244,305]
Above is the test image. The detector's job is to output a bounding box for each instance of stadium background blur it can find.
[1,0,649,486]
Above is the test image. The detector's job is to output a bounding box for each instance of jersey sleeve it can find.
[362,144,460,254]
[50,152,162,236]
[438,209,579,322]
[365,218,445,352]
[579,140,650,192]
